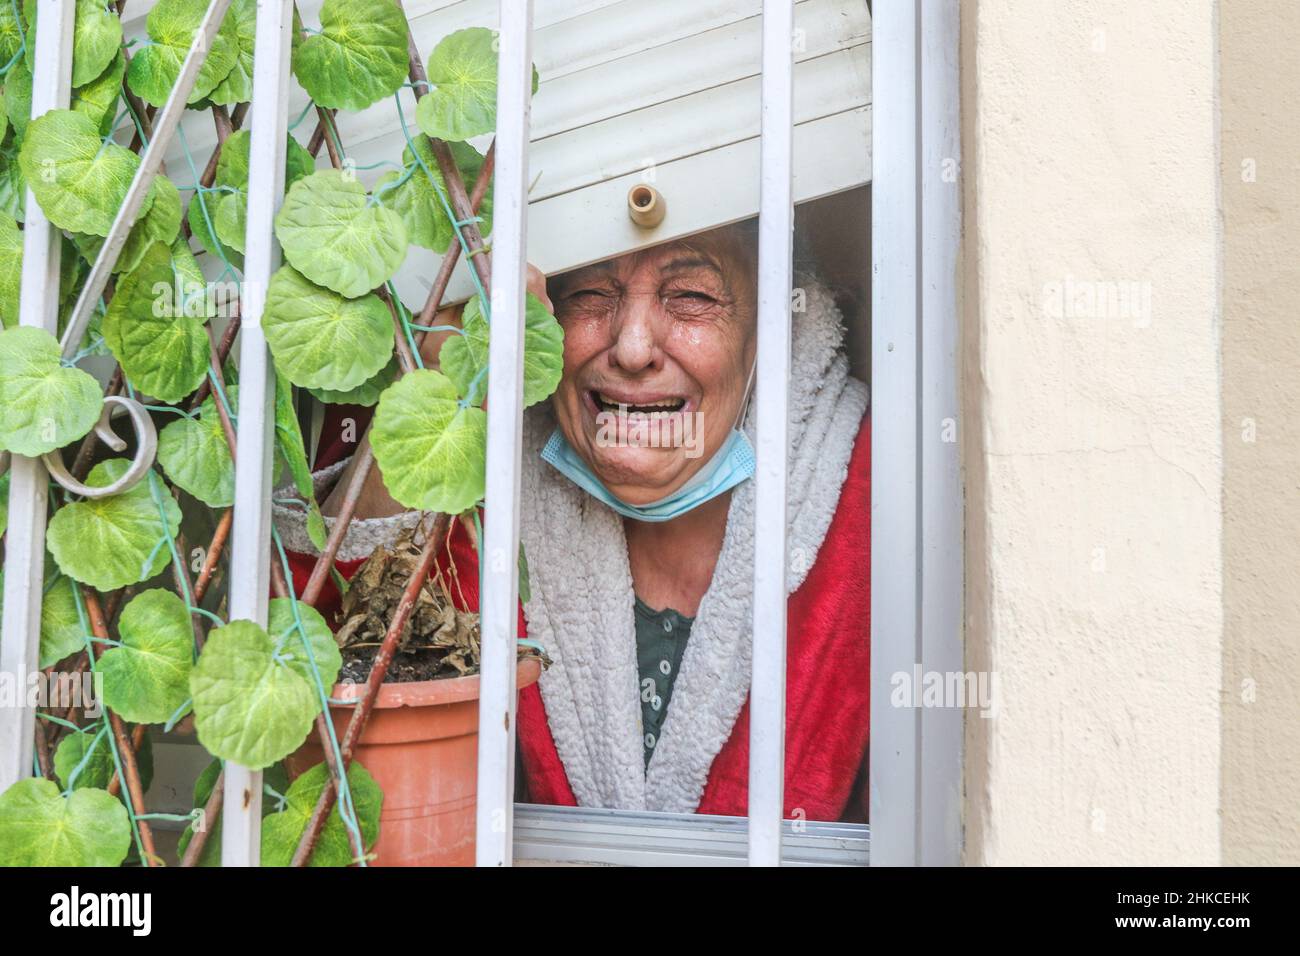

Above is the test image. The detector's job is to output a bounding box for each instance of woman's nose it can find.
[609,295,664,372]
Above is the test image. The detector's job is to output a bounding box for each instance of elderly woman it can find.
[278,221,871,822]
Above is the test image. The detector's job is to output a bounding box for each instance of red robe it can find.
[286,408,871,823]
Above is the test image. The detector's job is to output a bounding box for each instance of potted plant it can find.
[282,525,546,867]
[0,0,552,868]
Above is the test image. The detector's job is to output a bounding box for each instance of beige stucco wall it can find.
[1219,0,1300,866]
[961,0,1223,864]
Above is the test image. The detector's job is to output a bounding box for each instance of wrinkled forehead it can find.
[553,227,758,291]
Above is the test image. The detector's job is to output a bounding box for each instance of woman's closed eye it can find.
[662,288,723,317]
[560,288,618,316]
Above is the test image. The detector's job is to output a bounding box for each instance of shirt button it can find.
[645,732,656,750]
[659,659,671,676]
[651,695,663,712]
[663,618,674,633]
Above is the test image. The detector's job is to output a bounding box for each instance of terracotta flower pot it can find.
[286,657,542,867]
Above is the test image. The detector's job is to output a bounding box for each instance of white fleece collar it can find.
[519,281,869,812]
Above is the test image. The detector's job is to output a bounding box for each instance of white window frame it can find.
[0,0,962,867]
[504,0,965,867]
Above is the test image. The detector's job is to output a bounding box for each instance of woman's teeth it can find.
[595,393,685,414]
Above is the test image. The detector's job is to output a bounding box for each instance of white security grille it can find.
[0,0,962,867]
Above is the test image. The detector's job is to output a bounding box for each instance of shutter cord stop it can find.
[627,184,666,228]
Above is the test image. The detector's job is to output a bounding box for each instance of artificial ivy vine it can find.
[0,0,559,867]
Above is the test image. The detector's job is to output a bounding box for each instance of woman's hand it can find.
[527,262,552,313]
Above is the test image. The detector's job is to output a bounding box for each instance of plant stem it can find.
[397,2,493,291]
[83,589,157,867]
[105,724,147,799]
[32,715,54,780]
[194,509,233,604]
[291,513,451,866]
[180,768,224,867]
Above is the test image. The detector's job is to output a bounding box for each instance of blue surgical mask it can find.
[541,426,756,523]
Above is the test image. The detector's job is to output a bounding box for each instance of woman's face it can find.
[549,233,757,505]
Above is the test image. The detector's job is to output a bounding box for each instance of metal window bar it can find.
[221,0,297,868]
[748,0,796,867]
[475,0,535,867]
[0,0,75,795]
[869,0,920,867]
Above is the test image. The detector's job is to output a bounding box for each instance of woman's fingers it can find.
[483,250,551,312]
[527,262,553,313]
[417,302,464,366]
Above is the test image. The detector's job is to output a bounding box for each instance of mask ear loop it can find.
[733,352,759,431]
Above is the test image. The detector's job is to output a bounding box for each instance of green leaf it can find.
[416,27,538,143]
[53,729,154,794]
[157,388,236,507]
[273,373,327,551]
[71,51,126,137]
[0,214,21,328]
[0,564,87,668]
[285,136,316,186]
[371,368,487,513]
[58,233,85,307]
[291,0,410,113]
[449,139,494,235]
[274,169,408,298]
[23,0,121,90]
[213,129,315,192]
[215,130,252,186]
[38,574,86,669]
[73,174,183,275]
[373,135,450,252]
[0,1,23,70]
[518,542,531,605]
[308,357,397,407]
[130,175,185,263]
[2,59,31,143]
[0,778,131,866]
[212,187,246,253]
[186,190,242,269]
[71,0,123,88]
[263,265,393,390]
[439,292,563,408]
[268,598,341,691]
[202,129,314,255]
[261,761,382,867]
[190,619,320,770]
[0,142,26,224]
[169,236,217,318]
[0,326,102,456]
[125,0,240,108]
[374,139,492,253]
[18,109,141,236]
[99,589,194,725]
[103,241,209,403]
[46,460,183,591]
[207,0,255,105]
